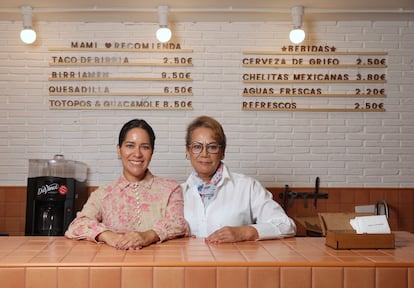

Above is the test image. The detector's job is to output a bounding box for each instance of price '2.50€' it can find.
[354,102,384,110]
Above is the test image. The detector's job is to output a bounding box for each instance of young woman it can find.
[65,119,188,249]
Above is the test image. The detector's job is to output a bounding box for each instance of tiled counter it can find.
[0,232,413,288]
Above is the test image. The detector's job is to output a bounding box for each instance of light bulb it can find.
[289,28,305,44]
[20,28,37,44]
[156,27,172,43]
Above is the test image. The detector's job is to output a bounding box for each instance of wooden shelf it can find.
[48,77,193,81]
[49,62,193,67]
[243,51,388,55]
[49,92,193,96]
[49,106,193,111]
[243,64,387,68]
[242,93,386,98]
[243,80,386,84]
[242,107,385,112]
[48,48,193,53]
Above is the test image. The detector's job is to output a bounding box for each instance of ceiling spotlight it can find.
[289,6,305,44]
[156,5,172,43]
[20,6,36,44]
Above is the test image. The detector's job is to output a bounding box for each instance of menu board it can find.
[242,45,387,112]
[48,41,193,110]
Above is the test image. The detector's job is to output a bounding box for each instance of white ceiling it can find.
[1,0,414,23]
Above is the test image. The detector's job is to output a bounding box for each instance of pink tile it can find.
[6,249,39,257]
[153,267,184,288]
[242,251,276,261]
[26,267,57,288]
[60,256,97,263]
[325,249,359,256]
[368,256,403,263]
[0,268,25,288]
[123,255,155,263]
[376,267,407,288]
[122,267,153,288]
[304,255,343,262]
[30,256,64,263]
[238,246,277,262]
[90,267,121,288]
[248,267,280,288]
[183,256,216,262]
[217,267,248,288]
[58,267,89,288]
[273,256,309,262]
[312,267,343,288]
[1,255,35,263]
[154,256,184,262]
[280,267,311,288]
[93,256,125,263]
[408,268,414,288]
[336,256,374,263]
[67,244,100,256]
[185,267,216,288]
[213,253,247,262]
[344,267,375,288]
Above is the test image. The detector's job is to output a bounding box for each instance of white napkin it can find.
[350,215,391,234]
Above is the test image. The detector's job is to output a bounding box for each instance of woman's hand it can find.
[205,226,258,243]
[96,230,123,247]
[115,230,160,250]
[96,230,160,249]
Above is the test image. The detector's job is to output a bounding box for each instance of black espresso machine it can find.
[25,155,88,236]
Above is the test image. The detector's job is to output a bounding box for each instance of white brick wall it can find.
[0,20,413,187]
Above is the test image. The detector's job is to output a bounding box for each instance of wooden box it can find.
[325,230,395,249]
[319,213,395,250]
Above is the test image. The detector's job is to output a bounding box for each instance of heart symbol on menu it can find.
[105,42,112,48]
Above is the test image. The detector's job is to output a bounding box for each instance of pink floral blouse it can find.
[65,171,188,242]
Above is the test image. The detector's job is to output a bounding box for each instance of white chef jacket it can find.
[181,163,296,240]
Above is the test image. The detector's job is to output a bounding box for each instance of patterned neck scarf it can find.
[192,163,223,207]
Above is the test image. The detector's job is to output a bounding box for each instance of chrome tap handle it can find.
[375,200,389,219]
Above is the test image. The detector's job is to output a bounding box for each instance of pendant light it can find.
[156,5,172,43]
[289,6,305,44]
[20,6,37,44]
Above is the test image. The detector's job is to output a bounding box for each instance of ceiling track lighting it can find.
[156,5,172,43]
[289,6,305,44]
[20,6,37,44]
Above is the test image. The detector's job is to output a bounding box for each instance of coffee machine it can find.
[25,155,88,236]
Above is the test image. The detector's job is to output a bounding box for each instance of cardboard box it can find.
[294,216,323,236]
[318,212,395,250]
[325,230,395,249]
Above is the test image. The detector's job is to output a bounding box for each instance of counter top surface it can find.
[1,232,413,268]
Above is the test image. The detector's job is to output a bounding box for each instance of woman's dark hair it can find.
[118,119,156,150]
[185,115,226,152]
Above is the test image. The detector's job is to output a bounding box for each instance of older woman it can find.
[181,115,296,243]
[65,119,188,249]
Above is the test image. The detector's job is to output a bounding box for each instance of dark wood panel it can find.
[1,186,413,235]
